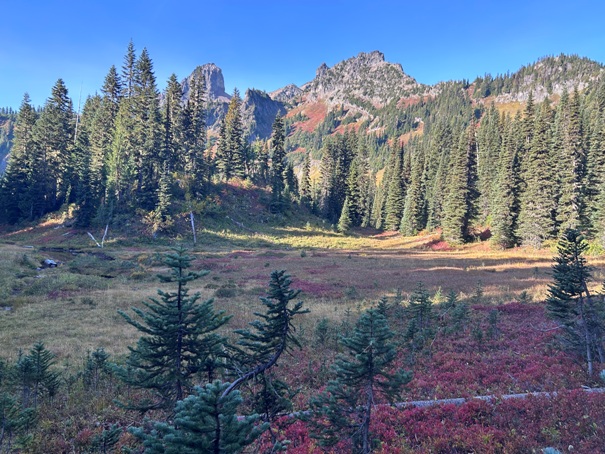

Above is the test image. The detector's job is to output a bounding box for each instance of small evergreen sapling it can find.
[310,308,412,454]
[131,380,267,454]
[546,229,605,376]
[116,246,230,412]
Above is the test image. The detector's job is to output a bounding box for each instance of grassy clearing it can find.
[2,220,605,365]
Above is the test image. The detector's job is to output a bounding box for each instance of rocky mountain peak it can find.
[270,84,303,104]
[181,63,231,102]
[302,50,424,110]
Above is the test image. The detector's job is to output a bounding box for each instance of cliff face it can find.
[181,63,231,103]
[242,89,287,140]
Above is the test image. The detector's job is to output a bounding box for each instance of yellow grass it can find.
[2,226,605,364]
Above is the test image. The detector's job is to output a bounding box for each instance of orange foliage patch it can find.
[288,102,328,133]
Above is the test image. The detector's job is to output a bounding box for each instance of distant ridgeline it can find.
[1,46,605,249]
[0,109,15,173]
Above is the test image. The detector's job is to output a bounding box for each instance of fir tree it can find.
[517,99,557,247]
[32,79,74,211]
[270,116,287,211]
[300,151,312,206]
[132,48,162,210]
[384,145,406,230]
[162,74,184,172]
[182,73,207,195]
[121,40,137,99]
[216,89,245,180]
[490,114,520,248]
[337,196,353,233]
[89,66,121,212]
[400,147,426,236]
[224,270,308,398]
[131,380,267,454]
[476,103,502,221]
[116,247,230,412]
[555,88,586,232]
[546,229,604,376]
[14,342,60,409]
[310,308,412,453]
[0,94,41,223]
[442,122,479,244]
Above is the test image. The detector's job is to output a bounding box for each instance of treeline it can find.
[0,42,298,229]
[320,80,605,248]
[3,43,605,249]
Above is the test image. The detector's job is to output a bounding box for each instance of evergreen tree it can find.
[216,89,245,180]
[89,65,122,211]
[517,99,557,247]
[116,247,230,412]
[132,48,163,210]
[490,114,520,249]
[546,229,604,376]
[319,135,355,223]
[384,144,406,230]
[555,88,586,232]
[0,94,41,222]
[121,40,137,99]
[337,196,353,233]
[476,103,502,221]
[32,79,74,211]
[182,73,207,195]
[400,147,426,236]
[442,122,479,243]
[270,116,287,211]
[310,308,412,453]
[14,342,60,409]
[131,380,267,454]
[72,95,100,227]
[426,125,453,230]
[224,270,308,398]
[300,151,312,207]
[162,74,184,172]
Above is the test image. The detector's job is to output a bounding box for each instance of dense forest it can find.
[2,46,605,250]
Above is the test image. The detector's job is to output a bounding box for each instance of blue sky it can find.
[2,0,605,110]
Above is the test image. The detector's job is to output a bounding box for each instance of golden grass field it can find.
[2,220,605,366]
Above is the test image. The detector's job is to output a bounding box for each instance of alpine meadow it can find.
[4,38,605,453]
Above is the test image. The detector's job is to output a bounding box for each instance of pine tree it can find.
[491,114,520,248]
[300,151,312,207]
[555,88,586,232]
[546,229,604,377]
[162,74,184,172]
[116,247,230,412]
[270,116,287,211]
[224,270,308,398]
[310,308,412,453]
[132,48,163,210]
[182,73,207,196]
[14,342,60,409]
[384,144,406,230]
[0,94,41,223]
[32,79,74,211]
[442,122,479,244]
[216,89,245,180]
[400,147,426,236]
[121,40,137,99]
[337,196,353,233]
[517,99,557,247]
[131,380,267,454]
